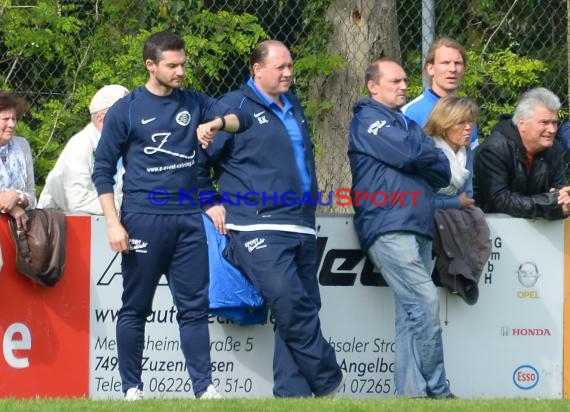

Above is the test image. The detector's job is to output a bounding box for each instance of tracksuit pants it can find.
[116,212,212,397]
[227,229,342,397]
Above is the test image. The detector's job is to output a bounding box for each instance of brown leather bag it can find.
[8,208,67,287]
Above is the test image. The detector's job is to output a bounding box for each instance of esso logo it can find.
[513,365,539,390]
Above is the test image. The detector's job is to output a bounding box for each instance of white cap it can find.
[89,84,129,114]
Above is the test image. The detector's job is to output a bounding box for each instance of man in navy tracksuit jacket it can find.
[349,59,453,398]
[203,40,344,397]
[92,31,251,401]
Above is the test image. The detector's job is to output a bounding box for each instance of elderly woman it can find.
[424,95,490,305]
[0,92,36,229]
[424,95,479,209]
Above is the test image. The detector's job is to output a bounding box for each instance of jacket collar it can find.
[241,80,294,112]
[354,97,408,129]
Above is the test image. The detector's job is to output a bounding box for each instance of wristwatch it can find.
[16,190,25,206]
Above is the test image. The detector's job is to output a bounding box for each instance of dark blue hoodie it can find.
[348,97,451,252]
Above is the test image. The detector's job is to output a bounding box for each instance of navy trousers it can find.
[227,230,342,397]
[116,212,212,397]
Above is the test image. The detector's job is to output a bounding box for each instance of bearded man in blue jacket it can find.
[348,58,453,398]
[92,31,251,401]
[203,40,344,398]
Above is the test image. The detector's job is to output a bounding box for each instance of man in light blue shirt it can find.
[204,40,344,398]
[402,37,479,149]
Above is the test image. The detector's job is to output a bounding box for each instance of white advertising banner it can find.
[89,215,564,399]
[89,216,275,399]
[441,215,563,398]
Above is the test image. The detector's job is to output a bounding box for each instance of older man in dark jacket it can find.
[474,87,570,219]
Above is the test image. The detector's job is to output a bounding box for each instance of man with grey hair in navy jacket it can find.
[348,58,452,398]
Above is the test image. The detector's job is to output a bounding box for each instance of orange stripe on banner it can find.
[562,219,570,399]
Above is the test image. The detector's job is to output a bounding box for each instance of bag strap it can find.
[8,214,33,264]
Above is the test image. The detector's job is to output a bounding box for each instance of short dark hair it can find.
[0,91,26,116]
[364,58,399,86]
[249,40,286,74]
[142,31,185,63]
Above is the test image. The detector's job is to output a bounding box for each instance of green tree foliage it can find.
[399,0,566,143]
[0,0,343,191]
[289,0,345,120]
[0,0,266,189]
[463,49,548,137]
[0,0,566,192]
[405,47,548,140]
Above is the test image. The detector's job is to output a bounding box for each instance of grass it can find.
[0,398,569,412]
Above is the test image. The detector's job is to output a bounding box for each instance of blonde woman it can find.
[424,95,479,209]
[425,95,490,306]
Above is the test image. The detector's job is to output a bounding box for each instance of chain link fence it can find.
[0,0,567,214]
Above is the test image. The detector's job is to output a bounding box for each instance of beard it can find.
[155,74,183,90]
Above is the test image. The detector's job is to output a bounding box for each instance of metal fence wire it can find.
[0,0,567,214]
